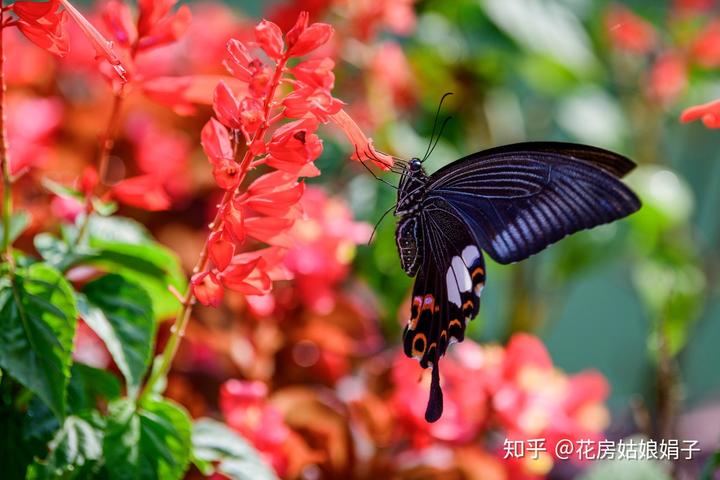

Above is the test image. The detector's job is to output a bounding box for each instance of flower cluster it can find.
[191,12,344,307]
[604,2,720,105]
[391,334,609,478]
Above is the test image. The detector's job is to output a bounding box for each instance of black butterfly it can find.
[379,141,641,423]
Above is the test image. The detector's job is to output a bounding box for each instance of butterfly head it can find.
[409,157,423,171]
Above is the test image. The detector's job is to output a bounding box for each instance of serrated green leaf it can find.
[192,418,278,480]
[0,211,30,246]
[33,234,95,271]
[103,397,192,480]
[87,215,152,245]
[28,415,103,479]
[67,363,121,413]
[79,275,155,397]
[0,263,77,419]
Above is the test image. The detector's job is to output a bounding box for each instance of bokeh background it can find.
[6,0,720,478]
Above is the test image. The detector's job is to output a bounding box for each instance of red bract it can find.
[266,119,323,176]
[680,99,720,128]
[604,5,657,54]
[283,84,343,122]
[255,19,285,61]
[291,57,335,89]
[135,0,191,50]
[10,0,69,56]
[191,271,224,308]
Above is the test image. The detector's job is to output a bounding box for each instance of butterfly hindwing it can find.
[401,207,486,421]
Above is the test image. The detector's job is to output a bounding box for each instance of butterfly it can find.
[385,141,641,422]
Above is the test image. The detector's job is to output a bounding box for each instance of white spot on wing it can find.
[461,245,480,265]
[446,267,461,307]
[451,256,472,292]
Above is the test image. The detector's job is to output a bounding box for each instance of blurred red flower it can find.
[647,52,687,104]
[680,98,720,128]
[604,5,657,54]
[691,20,720,68]
[110,174,171,211]
[9,0,69,56]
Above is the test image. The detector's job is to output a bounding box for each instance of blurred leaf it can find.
[87,215,152,245]
[0,211,30,246]
[103,397,192,480]
[79,275,156,396]
[67,363,121,413]
[0,263,77,419]
[33,234,94,271]
[479,0,598,75]
[192,418,278,480]
[42,179,83,201]
[700,449,720,480]
[556,86,626,148]
[28,415,103,479]
[91,198,118,217]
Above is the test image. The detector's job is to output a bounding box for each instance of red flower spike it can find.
[201,118,234,165]
[208,230,235,271]
[212,160,242,190]
[283,85,343,122]
[101,0,137,48]
[111,175,171,211]
[680,99,720,128]
[291,58,336,89]
[255,19,285,61]
[191,271,224,307]
[213,81,242,129]
[137,5,191,51]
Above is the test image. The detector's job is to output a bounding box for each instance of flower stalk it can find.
[1,3,15,271]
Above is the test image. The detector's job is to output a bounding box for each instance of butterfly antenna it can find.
[422,92,453,162]
[424,115,452,161]
[368,203,396,245]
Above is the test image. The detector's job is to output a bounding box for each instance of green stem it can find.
[139,54,290,403]
[1,6,15,272]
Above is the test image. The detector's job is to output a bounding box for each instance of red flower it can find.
[136,0,191,51]
[219,380,291,476]
[647,52,687,104]
[604,5,657,54]
[283,84,343,122]
[191,270,224,307]
[266,118,323,176]
[201,118,234,164]
[111,175,171,211]
[10,0,69,56]
[291,58,335,90]
[213,81,242,130]
[285,11,334,57]
[691,21,720,68]
[680,99,720,128]
[218,257,271,296]
[208,230,235,271]
[255,19,284,61]
[245,172,305,218]
[101,0,137,48]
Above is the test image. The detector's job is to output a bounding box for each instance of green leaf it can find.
[0,263,77,418]
[192,418,278,480]
[91,197,118,217]
[0,211,30,246]
[28,415,103,479]
[87,215,152,245]
[103,397,192,480]
[67,363,121,413]
[42,178,84,201]
[87,241,186,320]
[79,275,155,397]
[33,234,94,272]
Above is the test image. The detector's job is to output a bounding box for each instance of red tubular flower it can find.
[680,99,720,128]
[110,175,171,211]
[219,257,271,295]
[10,0,69,56]
[136,0,191,50]
[604,5,657,54]
[285,11,334,57]
[212,160,242,191]
[255,19,285,61]
[330,109,395,170]
[222,199,245,242]
[266,118,323,176]
[246,172,305,218]
[191,270,224,307]
[283,84,343,122]
[648,52,687,104]
[691,21,720,68]
[201,118,234,164]
[240,97,265,137]
[101,0,137,48]
[213,81,242,130]
[291,58,335,90]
